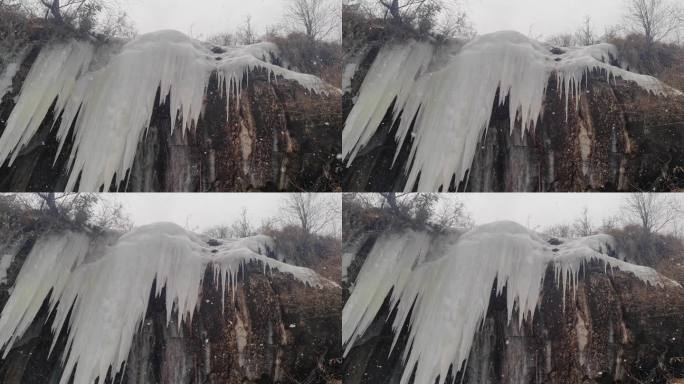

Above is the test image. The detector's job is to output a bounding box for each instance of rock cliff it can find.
[0,35,341,192]
[343,230,684,384]
[0,228,342,384]
[342,37,684,192]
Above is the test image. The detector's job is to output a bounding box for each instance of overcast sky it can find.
[119,0,624,41]
[344,0,627,39]
[109,193,341,234]
[120,0,340,40]
[122,0,285,38]
[461,193,683,231]
[465,0,624,38]
[107,193,683,235]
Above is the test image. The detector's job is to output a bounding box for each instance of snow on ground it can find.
[342,31,681,192]
[0,30,340,192]
[342,221,678,384]
[0,222,334,384]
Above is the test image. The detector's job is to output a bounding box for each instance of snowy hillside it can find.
[0,222,335,384]
[343,221,678,384]
[0,30,340,192]
[342,32,681,192]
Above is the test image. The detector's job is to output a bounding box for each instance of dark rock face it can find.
[342,45,684,192]
[0,235,342,384]
[0,43,342,192]
[343,235,684,384]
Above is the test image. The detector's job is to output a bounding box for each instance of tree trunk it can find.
[41,0,63,22]
[38,193,59,216]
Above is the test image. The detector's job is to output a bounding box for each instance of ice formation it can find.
[0,48,28,100]
[342,48,368,93]
[342,31,681,191]
[0,222,333,384]
[0,253,13,284]
[342,221,678,384]
[0,30,339,191]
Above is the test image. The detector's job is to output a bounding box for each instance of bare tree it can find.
[280,193,338,236]
[207,31,236,46]
[621,193,681,234]
[38,0,99,26]
[257,217,277,234]
[431,196,473,230]
[353,0,470,36]
[230,207,253,238]
[91,198,134,232]
[573,207,594,237]
[545,223,574,238]
[377,0,445,31]
[39,0,66,22]
[36,0,136,37]
[379,192,403,216]
[203,225,231,239]
[0,0,31,47]
[378,0,400,20]
[575,15,597,45]
[0,194,34,240]
[236,14,258,45]
[435,5,474,39]
[599,215,620,232]
[601,25,622,42]
[547,33,576,47]
[406,193,438,224]
[32,193,132,231]
[376,0,446,19]
[99,9,136,39]
[263,24,284,40]
[203,207,253,238]
[37,192,60,216]
[377,193,472,230]
[378,192,426,222]
[285,0,338,40]
[623,0,684,44]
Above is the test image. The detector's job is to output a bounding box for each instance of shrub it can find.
[268,32,342,86]
[0,193,132,237]
[610,34,684,88]
[0,1,32,54]
[607,224,683,267]
[264,225,341,281]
